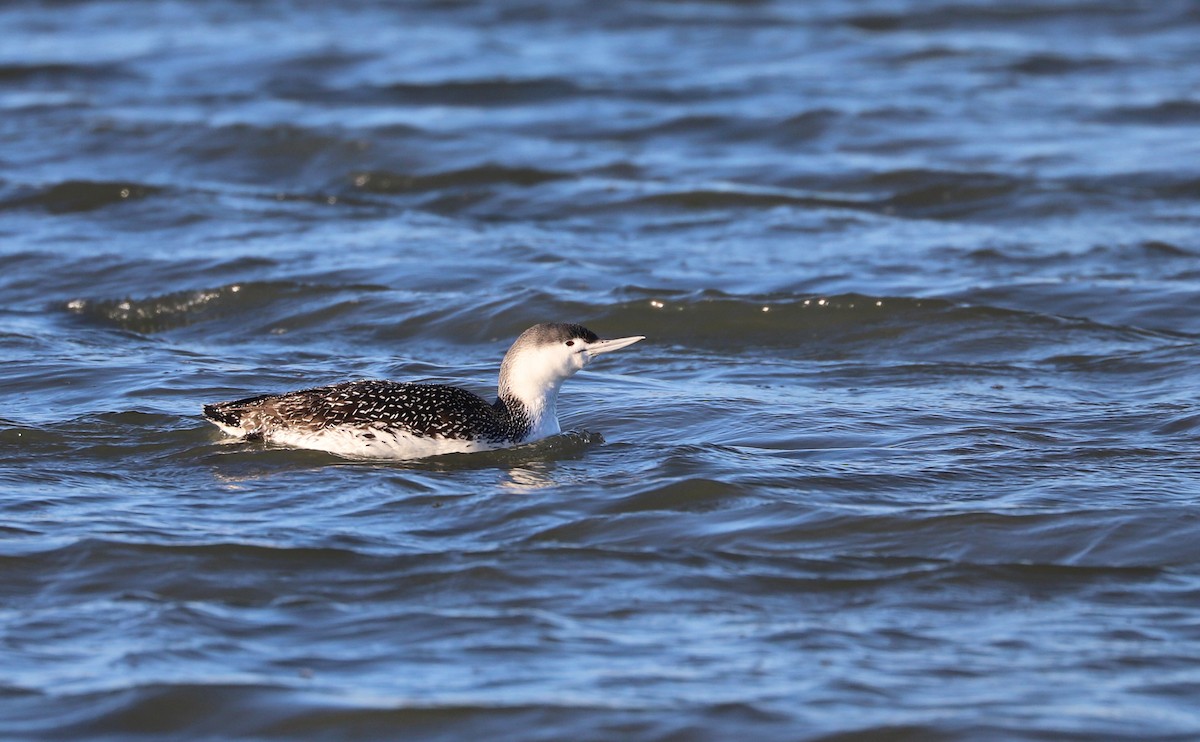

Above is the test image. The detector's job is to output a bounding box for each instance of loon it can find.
[203,323,644,460]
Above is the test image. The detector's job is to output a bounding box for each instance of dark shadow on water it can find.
[201,430,605,481]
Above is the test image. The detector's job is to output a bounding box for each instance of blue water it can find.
[3,1,1200,739]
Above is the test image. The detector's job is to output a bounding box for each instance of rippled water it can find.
[4,1,1200,739]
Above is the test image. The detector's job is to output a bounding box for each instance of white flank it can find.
[269,426,502,460]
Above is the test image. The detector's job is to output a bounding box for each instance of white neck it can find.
[498,344,580,442]
[500,370,563,442]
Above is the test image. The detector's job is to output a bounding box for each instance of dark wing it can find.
[206,380,510,441]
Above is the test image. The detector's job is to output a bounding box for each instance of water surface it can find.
[3,1,1200,739]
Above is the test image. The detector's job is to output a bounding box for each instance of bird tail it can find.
[203,392,283,437]
[203,402,243,428]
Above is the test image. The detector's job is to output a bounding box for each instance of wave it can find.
[270,76,589,107]
[842,3,1161,33]
[601,109,841,145]
[0,180,162,214]
[578,164,1200,224]
[595,170,1077,222]
[522,500,1196,570]
[326,163,1200,223]
[350,165,569,194]
[382,76,586,106]
[1004,52,1119,76]
[2,680,775,740]
[1099,99,1200,125]
[599,289,1183,359]
[60,279,1192,369]
[270,73,727,109]
[0,61,135,84]
[3,150,1176,231]
[65,283,287,334]
[62,281,386,335]
[616,188,868,213]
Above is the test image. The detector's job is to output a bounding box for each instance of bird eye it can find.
[565,340,575,347]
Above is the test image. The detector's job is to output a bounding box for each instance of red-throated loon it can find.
[202,323,644,460]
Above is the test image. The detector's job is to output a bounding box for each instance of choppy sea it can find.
[3,1,1200,739]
